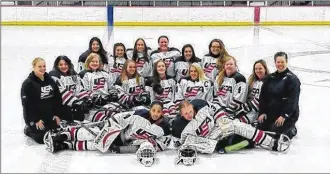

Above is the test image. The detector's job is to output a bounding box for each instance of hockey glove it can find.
[92,95,109,107]
[134,91,151,106]
[152,83,164,95]
[72,100,92,113]
[108,88,119,102]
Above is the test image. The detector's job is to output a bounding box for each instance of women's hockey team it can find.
[21,36,301,166]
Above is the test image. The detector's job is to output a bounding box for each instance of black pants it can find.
[257,117,297,139]
[24,120,59,144]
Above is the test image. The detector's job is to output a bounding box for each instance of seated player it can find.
[49,55,92,122]
[258,52,300,139]
[145,59,177,118]
[226,59,270,124]
[77,37,109,73]
[175,63,213,104]
[114,60,150,109]
[108,43,128,79]
[171,99,291,154]
[21,58,62,144]
[126,38,153,78]
[201,39,229,81]
[174,44,201,82]
[150,35,181,77]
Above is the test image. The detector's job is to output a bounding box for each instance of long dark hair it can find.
[152,59,167,83]
[181,44,198,63]
[113,43,128,68]
[53,55,77,76]
[132,38,149,63]
[151,60,167,95]
[88,37,108,64]
[208,39,230,70]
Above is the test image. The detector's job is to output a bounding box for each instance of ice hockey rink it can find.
[2,26,330,173]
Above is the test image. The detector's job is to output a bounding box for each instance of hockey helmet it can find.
[136,142,156,167]
[175,144,198,166]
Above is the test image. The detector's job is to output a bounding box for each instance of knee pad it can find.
[218,117,235,139]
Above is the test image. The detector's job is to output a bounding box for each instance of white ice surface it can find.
[1,26,330,173]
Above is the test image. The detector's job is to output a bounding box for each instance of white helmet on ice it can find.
[175,144,198,166]
[136,142,156,167]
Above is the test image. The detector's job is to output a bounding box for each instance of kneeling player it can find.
[171,99,291,154]
[44,101,171,156]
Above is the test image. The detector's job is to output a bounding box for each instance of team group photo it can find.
[21,35,300,167]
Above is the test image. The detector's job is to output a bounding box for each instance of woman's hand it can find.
[258,114,266,123]
[275,116,286,127]
[36,120,45,130]
[53,116,61,126]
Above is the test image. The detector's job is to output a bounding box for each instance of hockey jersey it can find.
[126,49,153,77]
[49,70,89,107]
[174,56,202,82]
[77,50,109,73]
[108,56,127,80]
[112,109,172,151]
[79,69,116,98]
[114,76,146,108]
[175,77,214,103]
[145,77,177,117]
[247,80,263,113]
[213,72,248,109]
[171,99,219,146]
[201,54,221,81]
[150,48,181,77]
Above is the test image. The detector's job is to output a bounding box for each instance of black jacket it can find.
[21,72,62,126]
[259,68,300,121]
[171,99,209,139]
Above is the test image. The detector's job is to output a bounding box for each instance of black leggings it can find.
[257,117,297,138]
[24,120,59,144]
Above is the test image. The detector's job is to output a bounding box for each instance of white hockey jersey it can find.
[108,56,127,80]
[201,54,220,81]
[174,56,202,82]
[145,77,177,117]
[49,70,89,106]
[213,72,248,109]
[175,77,214,103]
[171,100,219,146]
[79,70,116,98]
[114,76,146,108]
[126,49,153,77]
[150,48,181,77]
[112,109,172,151]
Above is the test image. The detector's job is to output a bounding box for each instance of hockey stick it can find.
[81,123,97,137]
